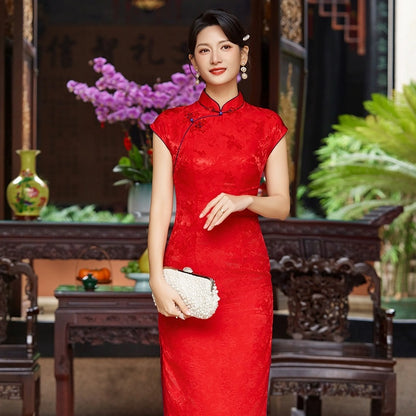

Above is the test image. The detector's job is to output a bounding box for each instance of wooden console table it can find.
[54,285,158,416]
[0,205,402,263]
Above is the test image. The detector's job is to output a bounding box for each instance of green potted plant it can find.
[307,82,416,317]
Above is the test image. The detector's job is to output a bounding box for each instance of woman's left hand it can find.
[199,193,253,231]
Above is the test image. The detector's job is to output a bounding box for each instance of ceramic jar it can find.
[127,182,152,221]
[6,149,49,220]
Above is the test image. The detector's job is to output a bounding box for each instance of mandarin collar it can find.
[198,90,245,114]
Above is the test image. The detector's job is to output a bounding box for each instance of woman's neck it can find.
[205,83,239,108]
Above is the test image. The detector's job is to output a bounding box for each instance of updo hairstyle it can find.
[187,9,249,56]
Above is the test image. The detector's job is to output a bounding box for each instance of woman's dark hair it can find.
[188,9,248,55]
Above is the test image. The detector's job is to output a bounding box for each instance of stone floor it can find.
[1,357,415,415]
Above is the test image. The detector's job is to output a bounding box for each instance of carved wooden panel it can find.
[69,326,159,346]
[0,206,402,263]
[0,222,149,260]
[280,0,304,44]
[287,273,351,341]
[74,312,158,327]
[272,255,374,342]
[0,383,22,399]
[0,258,38,351]
[271,380,383,399]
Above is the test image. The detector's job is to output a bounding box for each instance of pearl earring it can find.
[240,65,248,80]
[195,72,200,85]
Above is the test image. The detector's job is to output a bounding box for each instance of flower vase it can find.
[6,149,49,220]
[128,182,152,221]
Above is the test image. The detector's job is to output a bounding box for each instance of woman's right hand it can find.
[150,277,190,319]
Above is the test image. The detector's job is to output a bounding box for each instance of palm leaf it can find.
[327,199,401,220]
[307,81,416,296]
[310,164,416,197]
[402,83,416,118]
[364,93,399,122]
[356,121,416,162]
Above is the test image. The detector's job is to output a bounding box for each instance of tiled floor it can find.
[1,357,415,415]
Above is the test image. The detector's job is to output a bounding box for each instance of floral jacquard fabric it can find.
[150,90,287,416]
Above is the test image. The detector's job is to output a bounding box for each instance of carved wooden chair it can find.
[0,258,40,416]
[268,255,396,416]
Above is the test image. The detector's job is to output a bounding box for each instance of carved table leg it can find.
[373,373,396,416]
[297,395,304,410]
[54,313,74,416]
[304,395,322,416]
[22,375,35,416]
[35,372,41,416]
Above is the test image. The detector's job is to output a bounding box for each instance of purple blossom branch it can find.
[67,57,205,129]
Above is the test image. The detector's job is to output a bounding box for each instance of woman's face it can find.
[189,25,248,88]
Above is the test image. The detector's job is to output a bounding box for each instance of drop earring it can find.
[240,65,248,80]
[195,71,200,85]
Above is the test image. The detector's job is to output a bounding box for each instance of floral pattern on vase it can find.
[6,149,49,220]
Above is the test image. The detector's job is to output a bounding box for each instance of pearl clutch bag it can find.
[162,267,220,319]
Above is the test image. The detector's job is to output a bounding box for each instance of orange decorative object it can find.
[77,268,111,283]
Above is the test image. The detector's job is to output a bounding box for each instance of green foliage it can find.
[113,143,153,185]
[120,260,141,275]
[295,185,321,219]
[40,205,135,223]
[308,82,416,297]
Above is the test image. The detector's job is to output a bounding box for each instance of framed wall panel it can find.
[268,0,307,216]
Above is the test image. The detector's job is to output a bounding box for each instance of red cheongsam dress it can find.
[150,90,287,416]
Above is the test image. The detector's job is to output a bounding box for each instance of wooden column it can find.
[0,1,38,219]
[12,0,38,158]
[0,2,7,220]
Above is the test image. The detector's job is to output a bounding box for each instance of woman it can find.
[148,9,290,415]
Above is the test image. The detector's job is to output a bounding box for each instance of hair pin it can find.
[243,34,250,42]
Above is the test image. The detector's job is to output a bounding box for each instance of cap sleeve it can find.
[150,107,188,160]
[268,113,288,156]
[150,111,171,154]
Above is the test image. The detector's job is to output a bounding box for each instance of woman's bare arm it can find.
[148,133,189,318]
[200,137,290,230]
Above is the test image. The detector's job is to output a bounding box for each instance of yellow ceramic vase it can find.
[6,149,49,220]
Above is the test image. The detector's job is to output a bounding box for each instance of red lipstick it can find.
[209,68,226,75]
